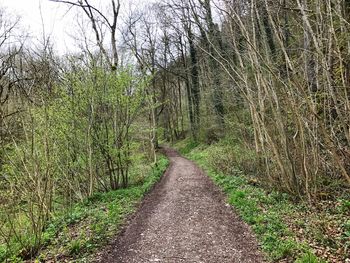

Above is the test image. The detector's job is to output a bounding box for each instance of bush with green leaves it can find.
[0,66,150,261]
[207,141,258,176]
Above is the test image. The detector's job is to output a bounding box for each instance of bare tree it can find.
[50,0,120,70]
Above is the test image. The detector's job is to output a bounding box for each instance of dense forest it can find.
[0,0,349,262]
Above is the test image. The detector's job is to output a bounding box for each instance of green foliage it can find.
[339,199,350,213]
[295,252,327,263]
[207,142,258,175]
[0,67,155,262]
[141,157,169,193]
[177,138,200,155]
[342,219,350,253]
[68,239,84,255]
[0,156,168,262]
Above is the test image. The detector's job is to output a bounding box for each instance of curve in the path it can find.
[95,147,264,263]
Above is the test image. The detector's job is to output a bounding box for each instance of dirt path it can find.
[95,147,264,263]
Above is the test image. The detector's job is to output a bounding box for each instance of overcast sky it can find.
[1,0,153,54]
[1,0,76,53]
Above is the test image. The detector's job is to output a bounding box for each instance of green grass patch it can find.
[175,141,324,262]
[0,156,169,262]
[176,137,200,156]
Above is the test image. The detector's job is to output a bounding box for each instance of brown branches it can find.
[50,0,120,69]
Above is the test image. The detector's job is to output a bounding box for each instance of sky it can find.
[1,0,76,53]
[0,0,153,55]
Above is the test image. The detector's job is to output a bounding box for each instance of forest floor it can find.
[94,147,264,263]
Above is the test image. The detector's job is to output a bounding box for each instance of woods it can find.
[0,0,349,261]
[139,0,350,200]
[0,1,152,259]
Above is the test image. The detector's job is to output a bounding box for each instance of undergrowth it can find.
[175,139,332,263]
[0,156,169,262]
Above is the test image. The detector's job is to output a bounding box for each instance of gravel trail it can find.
[95,147,264,263]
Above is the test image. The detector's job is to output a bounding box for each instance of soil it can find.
[94,147,264,263]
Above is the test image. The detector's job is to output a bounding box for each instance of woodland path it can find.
[95,147,264,263]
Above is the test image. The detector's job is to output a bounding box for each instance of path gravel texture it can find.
[95,147,264,263]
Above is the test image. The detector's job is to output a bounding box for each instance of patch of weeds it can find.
[339,199,350,213]
[68,239,84,255]
[342,220,350,255]
[295,252,327,263]
[344,220,350,233]
[0,245,6,262]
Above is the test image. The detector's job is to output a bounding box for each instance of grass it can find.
[0,156,169,262]
[175,139,328,262]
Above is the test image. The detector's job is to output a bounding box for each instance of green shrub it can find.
[207,143,258,175]
[0,156,169,262]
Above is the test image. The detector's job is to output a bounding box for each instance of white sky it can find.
[1,0,76,53]
[0,0,154,55]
